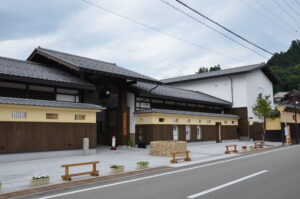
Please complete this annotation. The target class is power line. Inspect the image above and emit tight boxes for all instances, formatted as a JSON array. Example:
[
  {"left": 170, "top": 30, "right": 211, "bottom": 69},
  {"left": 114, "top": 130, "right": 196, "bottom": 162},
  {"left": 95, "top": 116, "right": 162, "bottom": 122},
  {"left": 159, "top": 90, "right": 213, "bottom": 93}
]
[
  {"left": 161, "top": 0, "right": 269, "bottom": 59},
  {"left": 80, "top": 0, "right": 245, "bottom": 63},
  {"left": 175, "top": 0, "right": 274, "bottom": 56},
  {"left": 283, "top": 0, "right": 300, "bottom": 17},
  {"left": 272, "top": 0, "right": 300, "bottom": 27},
  {"left": 254, "top": 0, "right": 299, "bottom": 34},
  {"left": 241, "top": 0, "right": 297, "bottom": 36},
  {"left": 175, "top": 0, "right": 298, "bottom": 66}
]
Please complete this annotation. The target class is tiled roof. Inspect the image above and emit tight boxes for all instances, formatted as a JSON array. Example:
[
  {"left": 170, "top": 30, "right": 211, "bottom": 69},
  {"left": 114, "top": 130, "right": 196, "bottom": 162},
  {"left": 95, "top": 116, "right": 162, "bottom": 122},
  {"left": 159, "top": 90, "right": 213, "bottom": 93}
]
[
  {"left": 0, "top": 97, "right": 105, "bottom": 110},
  {"left": 162, "top": 63, "right": 280, "bottom": 84},
  {"left": 0, "top": 56, "right": 94, "bottom": 89},
  {"left": 135, "top": 108, "right": 239, "bottom": 118},
  {"left": 32, "top": 47, "right": 159, "bottom": 84},
  {"left": 131, "top": 82, "right": 232, "bottom": 106}
]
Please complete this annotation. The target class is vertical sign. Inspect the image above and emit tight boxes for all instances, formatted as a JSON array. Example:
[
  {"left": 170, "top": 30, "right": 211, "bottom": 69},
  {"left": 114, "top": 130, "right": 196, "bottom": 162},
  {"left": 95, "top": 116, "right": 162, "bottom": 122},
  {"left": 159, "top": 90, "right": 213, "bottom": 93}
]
[{"left": 122, "top": 112, "right": 127, "bottom": 136}]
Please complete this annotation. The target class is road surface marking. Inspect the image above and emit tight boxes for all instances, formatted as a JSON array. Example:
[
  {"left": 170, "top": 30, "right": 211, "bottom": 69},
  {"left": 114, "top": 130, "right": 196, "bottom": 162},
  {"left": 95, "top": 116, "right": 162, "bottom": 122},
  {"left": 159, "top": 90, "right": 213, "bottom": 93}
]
[
  {"left": 37, "top": 146, "right": 294, "bottom": 199},
  {"left": 187, "top": 170, "right": 268, "bottom": 198}
]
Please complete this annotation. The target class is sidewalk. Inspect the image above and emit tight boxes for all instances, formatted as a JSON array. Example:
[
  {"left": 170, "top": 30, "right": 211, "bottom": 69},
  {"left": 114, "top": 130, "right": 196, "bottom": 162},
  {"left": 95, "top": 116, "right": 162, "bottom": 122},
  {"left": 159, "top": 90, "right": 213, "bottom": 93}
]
[{"left": 0, "top": 140, "right": 281, "bottom": 194}]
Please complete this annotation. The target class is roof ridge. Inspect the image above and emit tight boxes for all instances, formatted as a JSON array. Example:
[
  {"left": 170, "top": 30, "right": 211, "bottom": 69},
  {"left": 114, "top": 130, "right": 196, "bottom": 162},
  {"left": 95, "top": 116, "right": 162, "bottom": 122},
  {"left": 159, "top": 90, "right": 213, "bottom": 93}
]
[
  {"left": 161, "top": 62, "right": 266, "bottom": 82},
  {"left": 37, "top": 47, "right": 117, "bottom": 66},
  {"left": 0, "top": 55, "right": 53, "bottom": 67}
]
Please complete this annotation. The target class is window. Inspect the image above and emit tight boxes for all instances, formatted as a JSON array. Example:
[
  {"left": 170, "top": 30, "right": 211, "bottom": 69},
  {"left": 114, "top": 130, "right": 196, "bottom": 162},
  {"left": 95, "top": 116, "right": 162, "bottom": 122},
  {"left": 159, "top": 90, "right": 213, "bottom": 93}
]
[
  {"left": 198, "top": 120, "right": 202, "bottom": 123},
  {"left": 46, "top": 113, "right": 58, "bottom": 120},
  {"left": 207, "top": 120, "right": 211, "bottom": 123},
  {"left": 197, "top": 126, "right": 202, "bottom": 140},
  {"left": 172, "top": 118, "right": 178, "bottom": 122},
  {"left": 29, "top": 85, "right": 54, "bottom": 92},
  {"left": 11, "top": 112, "right": 26, "bottom": 119},
  {"left": 186, "top": 125, "right": 191, "bottom": 141},
  {"left": 185, "top": 119, "right": 191, "bottom": 123},
  {"left": 56, "top": 94, "right": 78, "bottom": 102},
  {"left": 159, "top": 118, "right": 165, "bottom": 122},
  {"left": 57, "top": 88, "right": 78, "bottom": 95},
  {"left": 224, "top": 120, "right": 228, "bottom": 124},
  {"left": 232, "top": 121, "right": 235, "bottom": 124},
  {"left": 141, "top": 118, "right": 149, "bottom": 122},
  {"left": 75, "top": 114, "right": 85, "bottom": 120}
]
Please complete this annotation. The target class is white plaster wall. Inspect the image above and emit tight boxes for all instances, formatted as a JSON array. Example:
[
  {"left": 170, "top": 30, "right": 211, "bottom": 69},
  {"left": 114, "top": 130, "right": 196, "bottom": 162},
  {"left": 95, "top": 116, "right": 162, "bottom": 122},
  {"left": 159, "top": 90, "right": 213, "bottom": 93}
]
[
  {"left": 127, "top": 92, "right": 136, "bottom": 134},
  {"left": 231, "top": 74, "right": 248, "bottom": 108},
  {"left": 170, "top": 77, "right": 233, "bottom": 102},
  {"left": 246, "top": 70, "right": 274, "bottom": 122}
]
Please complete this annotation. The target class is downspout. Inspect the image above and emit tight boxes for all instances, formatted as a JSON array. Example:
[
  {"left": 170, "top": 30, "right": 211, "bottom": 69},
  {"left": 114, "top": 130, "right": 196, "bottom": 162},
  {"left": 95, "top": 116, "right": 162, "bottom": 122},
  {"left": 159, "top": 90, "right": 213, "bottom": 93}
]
[{"left": 228, "top": 76, "right": 233, "bottom": 104}]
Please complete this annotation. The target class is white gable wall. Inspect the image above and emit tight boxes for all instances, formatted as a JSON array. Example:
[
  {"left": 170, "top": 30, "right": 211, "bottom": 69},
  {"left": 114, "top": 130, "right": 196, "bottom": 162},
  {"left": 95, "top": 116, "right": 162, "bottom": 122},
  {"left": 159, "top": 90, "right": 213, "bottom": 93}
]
[
  {"left": 167, "top": 69, "right": 274, "bottom": 122},
  {"left": 169, "top": 77, "right": 233, "bottom": 103},
  {"left": 246, "top": 70, "right": 274, "bottom": 121}
]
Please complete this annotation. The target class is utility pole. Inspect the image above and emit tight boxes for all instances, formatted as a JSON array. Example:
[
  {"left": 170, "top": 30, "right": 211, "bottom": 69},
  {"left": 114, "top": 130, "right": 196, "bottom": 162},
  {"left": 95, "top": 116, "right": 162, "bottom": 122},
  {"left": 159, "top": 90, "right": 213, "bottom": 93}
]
[{"left": 294, "top": 96, "right": 299, "bottom": 144}]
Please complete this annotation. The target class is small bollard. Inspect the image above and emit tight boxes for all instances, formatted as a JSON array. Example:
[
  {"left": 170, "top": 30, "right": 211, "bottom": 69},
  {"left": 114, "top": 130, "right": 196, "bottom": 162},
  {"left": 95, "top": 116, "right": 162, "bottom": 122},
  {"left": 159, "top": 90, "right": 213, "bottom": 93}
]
[{"left": 83, "top": 138, "right": 89, "bottom": 156}]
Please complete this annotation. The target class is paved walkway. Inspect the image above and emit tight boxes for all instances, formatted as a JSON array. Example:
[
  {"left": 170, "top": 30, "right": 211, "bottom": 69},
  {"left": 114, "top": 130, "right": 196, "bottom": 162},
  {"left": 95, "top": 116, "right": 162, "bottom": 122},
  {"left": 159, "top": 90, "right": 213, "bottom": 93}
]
[{"left": 0, "top": 140, "right": 281, "bottom": 194}]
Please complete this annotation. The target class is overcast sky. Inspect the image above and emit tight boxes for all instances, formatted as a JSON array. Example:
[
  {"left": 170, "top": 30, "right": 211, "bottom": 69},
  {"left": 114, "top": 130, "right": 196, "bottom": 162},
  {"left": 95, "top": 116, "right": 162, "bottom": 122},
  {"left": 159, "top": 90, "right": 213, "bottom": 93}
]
[{"left": 0, "top": 0, "right": 299, "bottom": 79}]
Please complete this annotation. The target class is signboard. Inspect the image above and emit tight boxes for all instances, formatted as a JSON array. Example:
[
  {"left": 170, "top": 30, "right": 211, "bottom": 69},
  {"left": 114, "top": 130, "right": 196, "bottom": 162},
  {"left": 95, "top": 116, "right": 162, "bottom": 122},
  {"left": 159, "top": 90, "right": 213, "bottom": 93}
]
[
  {"left": 122, "top": 112, "right": 127, "bottom": 136},
  {"left": 284, "top": 125, "right": 291, "bottom": 144}
]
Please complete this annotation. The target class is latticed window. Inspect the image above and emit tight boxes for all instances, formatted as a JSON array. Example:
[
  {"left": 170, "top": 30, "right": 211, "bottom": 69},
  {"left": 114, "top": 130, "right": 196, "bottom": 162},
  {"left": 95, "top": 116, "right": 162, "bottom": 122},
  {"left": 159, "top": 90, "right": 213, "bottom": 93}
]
[
  {"left": 75, "top": 114, "right": 85, "bottom": 120},
  {"left": 11, "top": 112, "right": 26, "bottom": 119},
  {"left": 46, "top": 113, "right": 58, "bottom": 119}
]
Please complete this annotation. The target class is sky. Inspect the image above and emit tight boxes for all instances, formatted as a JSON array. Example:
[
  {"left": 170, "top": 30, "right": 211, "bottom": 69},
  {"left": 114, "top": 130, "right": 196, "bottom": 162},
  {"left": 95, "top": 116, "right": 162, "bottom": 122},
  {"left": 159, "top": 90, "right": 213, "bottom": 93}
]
[{"left": 0, "top": 0, "right": 299, "bottom": 79}]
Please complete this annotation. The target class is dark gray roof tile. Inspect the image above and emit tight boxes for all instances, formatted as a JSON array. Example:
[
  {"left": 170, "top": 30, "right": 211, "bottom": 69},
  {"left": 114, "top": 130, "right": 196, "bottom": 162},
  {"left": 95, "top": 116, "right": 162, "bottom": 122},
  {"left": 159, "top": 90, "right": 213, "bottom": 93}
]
[
  {"left": 135, "top": 108, "right": 239, "bottom": 118},
  {"left": 0, "top": 97, "right": 105, "bottom": 110},
  {"left": 0, "top": 56, "right": 94, "bottom": 89},
  {"left": 34, "top": 47, "right": 159, "bottom": 84},
  {"left": 162, "top": 63, "right": 280, "bottom": 84},
  {"left": 131, "top": 82, "right": 232, "bottom": 106}
]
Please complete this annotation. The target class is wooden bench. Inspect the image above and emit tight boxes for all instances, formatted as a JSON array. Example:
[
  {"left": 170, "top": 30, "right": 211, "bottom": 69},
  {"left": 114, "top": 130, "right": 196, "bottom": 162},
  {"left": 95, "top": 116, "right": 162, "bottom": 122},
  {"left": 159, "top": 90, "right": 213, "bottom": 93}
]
[
  {"left": 170, "top": 151, "right": 191, "bottom": 163},
  {"left": 254, "top": 141, "right": 265, "bottom": 149},
  {"left": 224, "top": 145, "right": 238, "bottom": 154},
  {"left": 61, "top": 161, "right": 99, "bottom": 181}
]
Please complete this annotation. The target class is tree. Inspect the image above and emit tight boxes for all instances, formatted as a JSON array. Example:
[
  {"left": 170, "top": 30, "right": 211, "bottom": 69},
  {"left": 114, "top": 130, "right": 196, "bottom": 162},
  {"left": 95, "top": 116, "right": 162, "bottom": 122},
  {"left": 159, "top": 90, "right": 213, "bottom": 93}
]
[
  {"left": 252, "top": 93, "right": 273, "bottom": 141},
  {"left": 196, "top": 64, "right": 221, "bottom": 74}
]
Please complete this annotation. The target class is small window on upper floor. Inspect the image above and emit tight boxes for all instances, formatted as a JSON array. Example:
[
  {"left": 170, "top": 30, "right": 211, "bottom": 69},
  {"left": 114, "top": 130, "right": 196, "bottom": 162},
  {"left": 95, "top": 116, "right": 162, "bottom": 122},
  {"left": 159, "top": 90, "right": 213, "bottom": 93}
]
[
  {"left": 75, "top": 114, "right": 85, "bottom": 120},
  {"left": 46, "top": 113, "right": 58, "bottom": 120},
  {"left": 224, "top": 120, "right": 228, "bottom": 124},
  {"left": 172, "top": 118, "right": 178, "bottom": 122},
  {"left": 11, "top": 112, "right": 26, "bottom": 119},
  {"left": 159, "top": 118, "right": 165, "bottom": 122},
  {"left": 232, "top": 121, "right": 235, "bottom": 124},
  {"left": 207, "top": 120, "right": 211, "bottom": 123}
]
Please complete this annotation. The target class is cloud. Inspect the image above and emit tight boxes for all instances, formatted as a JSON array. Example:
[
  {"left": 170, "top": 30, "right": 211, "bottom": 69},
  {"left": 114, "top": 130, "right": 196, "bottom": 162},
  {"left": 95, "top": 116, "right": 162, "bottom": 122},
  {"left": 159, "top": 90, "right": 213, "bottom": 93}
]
[{"left": 0, "top": 0, "right": 297, "bottom": 79}]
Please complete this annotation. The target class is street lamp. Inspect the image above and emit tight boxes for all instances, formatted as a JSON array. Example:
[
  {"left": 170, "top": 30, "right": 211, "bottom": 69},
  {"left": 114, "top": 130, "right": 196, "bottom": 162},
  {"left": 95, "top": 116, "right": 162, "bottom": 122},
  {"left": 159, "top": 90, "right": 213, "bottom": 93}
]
[{"left": 294, "top": 100, "right": 299, "bottom": 144}]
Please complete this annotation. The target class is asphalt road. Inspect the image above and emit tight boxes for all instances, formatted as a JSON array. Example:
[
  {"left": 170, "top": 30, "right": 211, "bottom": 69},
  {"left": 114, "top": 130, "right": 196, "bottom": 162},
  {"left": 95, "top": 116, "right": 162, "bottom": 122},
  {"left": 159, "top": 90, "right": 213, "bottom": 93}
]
[{"left": 26, "top": 145, "right": 300, "bottom": 199}]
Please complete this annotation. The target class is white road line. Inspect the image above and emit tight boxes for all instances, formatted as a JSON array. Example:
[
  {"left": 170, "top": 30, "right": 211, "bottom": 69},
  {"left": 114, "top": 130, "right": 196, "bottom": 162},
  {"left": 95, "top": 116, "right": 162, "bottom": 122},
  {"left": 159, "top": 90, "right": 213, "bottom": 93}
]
[
  {"left": 37, "top": 146, "right": 295, "bottom": 199},
  {"left": 187, "top": 170, "right": 268, "bottom": 198}
]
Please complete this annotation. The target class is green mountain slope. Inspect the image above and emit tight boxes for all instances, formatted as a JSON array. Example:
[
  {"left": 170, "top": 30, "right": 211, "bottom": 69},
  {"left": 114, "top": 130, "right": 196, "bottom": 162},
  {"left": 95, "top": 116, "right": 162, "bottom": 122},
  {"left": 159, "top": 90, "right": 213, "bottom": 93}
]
[{"left": 267, "top": 40, "right": 300, "bottom": 93}]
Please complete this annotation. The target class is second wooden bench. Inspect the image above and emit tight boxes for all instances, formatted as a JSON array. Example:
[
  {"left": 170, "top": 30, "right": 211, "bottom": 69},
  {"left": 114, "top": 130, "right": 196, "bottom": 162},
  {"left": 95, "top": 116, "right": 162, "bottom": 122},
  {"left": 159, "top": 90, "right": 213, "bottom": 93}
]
[
  {"left": 224, "top": 144, "right": 239, "bottom": 154},
  {"left": 170, "top": 151, "right": 192, "bottom": 163},
  {"left": 61, "top": 161, "right": 100, "bottom": 181}
]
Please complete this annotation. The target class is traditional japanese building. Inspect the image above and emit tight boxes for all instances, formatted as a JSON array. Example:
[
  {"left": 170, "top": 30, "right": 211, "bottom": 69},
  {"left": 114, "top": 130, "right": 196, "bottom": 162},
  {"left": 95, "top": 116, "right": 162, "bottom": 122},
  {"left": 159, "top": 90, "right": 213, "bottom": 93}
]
[{"left": 0, "top": 47, "right": 278, "bottom": 155}]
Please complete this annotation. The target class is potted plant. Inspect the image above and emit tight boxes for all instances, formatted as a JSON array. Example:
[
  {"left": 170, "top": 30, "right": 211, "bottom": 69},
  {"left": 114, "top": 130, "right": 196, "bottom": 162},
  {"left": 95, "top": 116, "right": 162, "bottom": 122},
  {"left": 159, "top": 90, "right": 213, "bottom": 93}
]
[
  {"left": 127, "top": 140, "right": 133, "bottom": 149},
  {"left": 110, "top": 165, "right": 125, "bottom": 174},
  {"left": 249, "top": 145, "right": 254, "bottom": 151},
  {"left": 31, "top": 175, "right": 50, "bottom": 187},
  {"left": 136, "top": 161, "right": 149, "bottom": 169},
  {"left": 241, "top": 146, "right": 247, "bottom": 152}
]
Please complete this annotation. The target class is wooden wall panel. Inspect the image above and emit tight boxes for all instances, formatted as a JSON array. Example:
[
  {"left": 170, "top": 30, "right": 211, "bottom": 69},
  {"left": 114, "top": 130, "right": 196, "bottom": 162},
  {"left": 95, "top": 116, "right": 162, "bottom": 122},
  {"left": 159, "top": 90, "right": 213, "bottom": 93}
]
[
  {"left": 225, "top": 107, "right": 248, "bottom": 137},
  {"left": 0, "top": 122, "right": 96, "bottom": 154},
  {"left": 221, "top": 126, "right": 238, "bottom": 140}
]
